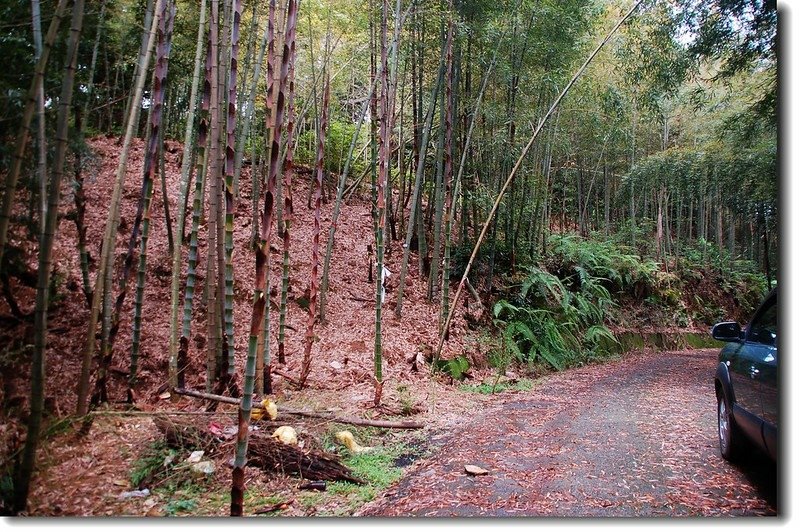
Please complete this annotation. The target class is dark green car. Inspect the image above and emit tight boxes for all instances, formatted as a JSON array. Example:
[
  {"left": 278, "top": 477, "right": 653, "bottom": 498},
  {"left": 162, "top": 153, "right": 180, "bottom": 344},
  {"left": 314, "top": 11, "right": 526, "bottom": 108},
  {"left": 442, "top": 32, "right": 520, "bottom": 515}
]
[{"left": 711, "top": 287, "right": 777, "bottom": 463}]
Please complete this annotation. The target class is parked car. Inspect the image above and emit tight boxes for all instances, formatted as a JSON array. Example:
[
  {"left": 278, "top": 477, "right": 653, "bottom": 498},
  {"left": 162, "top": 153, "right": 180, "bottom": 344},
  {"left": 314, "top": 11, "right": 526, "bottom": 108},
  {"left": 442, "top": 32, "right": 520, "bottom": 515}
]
[{"left": 711, "top": 287, "right": 777, "bottom": 462}]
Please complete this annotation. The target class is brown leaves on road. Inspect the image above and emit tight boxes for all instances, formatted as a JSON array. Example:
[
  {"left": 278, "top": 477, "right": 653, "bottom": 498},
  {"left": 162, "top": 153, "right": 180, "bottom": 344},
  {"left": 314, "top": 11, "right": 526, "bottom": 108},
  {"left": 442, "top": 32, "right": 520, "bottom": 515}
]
[{"left": 359, "top": 350, "right": 777, "bottom": 517}]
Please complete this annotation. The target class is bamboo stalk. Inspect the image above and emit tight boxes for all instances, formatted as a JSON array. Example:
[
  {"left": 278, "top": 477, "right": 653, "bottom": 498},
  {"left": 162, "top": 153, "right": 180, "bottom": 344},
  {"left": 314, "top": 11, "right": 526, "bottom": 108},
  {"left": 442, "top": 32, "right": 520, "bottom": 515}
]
[
  {"left": 15, "top": 0, "right": 85, "bottom": 513},
  {"left": 232, "top": 0, "right": 298, "bottom": 516},
  {"left": 170, "top": 0, "right": 208, "bottom": 390},
  {"left": 223, "top": 0, "right": 243, "bottom": 381},
  {"left": 395, "top": 63, "right": 444, "bottom": 317},
  {"left": 131, "top": 0, "right": 176, "bottom": 388},
  {"left": 438, "top": 11, "right": 454, "bottom": 336},
  {"left": 77, "top": 0, "right": 165, "bottom": 415},
  {"left": 299, "top": 67, "right": 329, "bottom": 388},
  {"left": 277, "top": 0, "right": 299, "bottom": 366}
]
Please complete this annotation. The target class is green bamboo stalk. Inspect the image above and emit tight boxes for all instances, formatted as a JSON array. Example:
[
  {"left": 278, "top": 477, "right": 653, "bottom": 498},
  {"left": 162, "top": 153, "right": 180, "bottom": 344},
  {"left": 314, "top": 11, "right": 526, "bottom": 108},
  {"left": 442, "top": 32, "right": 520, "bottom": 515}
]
[
  {"left": 372, "top": 0, "right": 391, "bottom": 407},
  {"left": 0, "top": 0, "right": 69, "bottom": 271},
  {"left": 170, "top": 0, "right": 207, "bottom": 390},
  {"left": 76, "top": 0, "right": 164, "bottom": 415},
  {"left": 274, "top": 0, "right": 288, "bottom": 235},
  {"left": 181, "top": 43, "right": 213, "bottom": 391},
  {"left": 122, "top": 0, "right": 155, "bottom": 136},
  {"left": 82, "top": 0, "right": 107, "bottom": 127},
  {"left": 438, "top": 13, "right": 454, "bottom": 335},
  {"left": 206, "top": 0, "right": 223, "bottom": 390},
  {"left": 30, "top": 0, "right": 47, "bottom": 236},
  {"left": 71, "top": 107, "right": 92, "bottom": 307},
  {"left": 427, "top": 68, "right": 446, "bottom": 302},
  {"left": 234, "top": 12, "right": 270, "bottom": 203},
  {"left": 231, "top": 0, "right": 297, "bottom": 516},
  {"left": 257, "top": 0, "right": 279, "bottom": 393},
  {"left": 317, "top": 79, "right": 375, "bottom": 322},
  {"left": 131, "top": 1, "right": 176, "bottom": 387},
  {"left": 435, "top": 0, "right": 647, "bottom": 358},
  {"left": 223, "top": 0, "right": 243, "bottom": 379},
  {"left": 94, "top": 0, "right": 175, "bottom": 404},
  {"left": 252, "top": 0, "right": 277, "bottom": 394},
  {"left": 277, "top": 0, "right": 299, "bottom": 366},
  {"left": 14, "top": 0, "right": 84, "bottom": 513}
]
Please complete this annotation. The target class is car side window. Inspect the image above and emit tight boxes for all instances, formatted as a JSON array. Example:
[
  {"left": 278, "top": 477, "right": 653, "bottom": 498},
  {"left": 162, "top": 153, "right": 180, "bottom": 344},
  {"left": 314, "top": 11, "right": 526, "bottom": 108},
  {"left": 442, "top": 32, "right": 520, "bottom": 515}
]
[{"left": 748, "top": 299, "right": 777, "bottom": 347}]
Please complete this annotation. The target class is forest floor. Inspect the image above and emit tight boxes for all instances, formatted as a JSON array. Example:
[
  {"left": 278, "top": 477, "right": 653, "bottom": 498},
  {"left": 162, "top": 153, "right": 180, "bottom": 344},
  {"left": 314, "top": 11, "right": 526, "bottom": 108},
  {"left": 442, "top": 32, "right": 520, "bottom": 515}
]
[{"left": 0, "top": 136, "right": 751, "bottom": 517}]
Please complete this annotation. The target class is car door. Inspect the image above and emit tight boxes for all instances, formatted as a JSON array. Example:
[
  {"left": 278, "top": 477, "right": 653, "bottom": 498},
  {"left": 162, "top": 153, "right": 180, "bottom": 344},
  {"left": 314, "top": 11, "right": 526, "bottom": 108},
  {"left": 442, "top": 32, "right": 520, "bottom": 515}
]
[
  {"left": 727, "top": 333, "right": 763, "bottom": 423},
  {"left": 745, "top": 291, "right": 778, "bottom": 459}
]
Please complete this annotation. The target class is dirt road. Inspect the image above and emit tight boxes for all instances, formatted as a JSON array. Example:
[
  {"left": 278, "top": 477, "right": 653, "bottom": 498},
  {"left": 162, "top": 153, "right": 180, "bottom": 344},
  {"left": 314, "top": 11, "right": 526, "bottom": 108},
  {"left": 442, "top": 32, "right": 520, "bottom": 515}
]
[{"left": 359, "top": 349, "right": 778, "bottom": 517}]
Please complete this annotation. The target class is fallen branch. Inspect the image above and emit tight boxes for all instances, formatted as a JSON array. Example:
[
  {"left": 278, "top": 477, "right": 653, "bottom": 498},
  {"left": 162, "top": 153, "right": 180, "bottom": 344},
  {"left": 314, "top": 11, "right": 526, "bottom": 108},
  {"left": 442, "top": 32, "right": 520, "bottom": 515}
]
[
  {"left": 271, "top": 368, "right": 300, "bottom": 385},
  {"left": 174, "top": 387, "right": 424, "bottom": 429},
  {"left": 254, "top": 500, "right": 293, "bottom": 514}
]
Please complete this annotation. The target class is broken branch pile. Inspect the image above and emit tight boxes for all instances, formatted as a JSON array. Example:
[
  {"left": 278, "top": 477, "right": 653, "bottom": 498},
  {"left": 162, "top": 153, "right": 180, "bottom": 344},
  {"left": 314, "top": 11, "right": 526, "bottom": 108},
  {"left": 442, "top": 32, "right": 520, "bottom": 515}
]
[{"left": 153, "top": 416, "right": 363, "bottom": 484}]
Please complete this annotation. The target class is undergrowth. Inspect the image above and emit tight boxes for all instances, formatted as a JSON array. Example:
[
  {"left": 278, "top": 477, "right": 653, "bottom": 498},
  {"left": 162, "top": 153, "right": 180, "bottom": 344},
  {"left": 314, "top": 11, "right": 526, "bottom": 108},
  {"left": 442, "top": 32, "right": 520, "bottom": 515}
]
[{"left": 490, "top": 231, "right": 768, "bottom": 374}]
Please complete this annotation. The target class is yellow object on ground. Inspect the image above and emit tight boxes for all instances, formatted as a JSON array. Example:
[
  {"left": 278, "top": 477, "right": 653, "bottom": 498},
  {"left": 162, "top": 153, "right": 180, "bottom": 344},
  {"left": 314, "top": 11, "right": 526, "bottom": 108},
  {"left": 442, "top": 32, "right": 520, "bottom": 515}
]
[
  {"left": 335, "top": 430, "right": 373, "bottom": 453},
  {"left": 251, "top": 398, "right": 279, "bottom": 421},
  {"left": 272, "top": 426, "right": 298, "bottom": 445}
]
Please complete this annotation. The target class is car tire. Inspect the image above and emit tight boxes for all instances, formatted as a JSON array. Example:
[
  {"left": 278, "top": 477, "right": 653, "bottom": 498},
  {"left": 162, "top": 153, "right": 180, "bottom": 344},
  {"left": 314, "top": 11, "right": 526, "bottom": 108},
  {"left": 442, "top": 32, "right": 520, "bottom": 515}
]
[{"left": 717, "top": 390, "right": 743, "bottom": 461}]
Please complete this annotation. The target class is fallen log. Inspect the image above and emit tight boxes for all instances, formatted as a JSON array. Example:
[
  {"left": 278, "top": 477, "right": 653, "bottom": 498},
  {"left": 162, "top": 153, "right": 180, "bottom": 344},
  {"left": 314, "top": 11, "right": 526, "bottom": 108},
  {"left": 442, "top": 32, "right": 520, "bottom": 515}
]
[
  {"left": 173, "top": 387, "right": 424, "bottom": 429},
  {"left": 153, "top": 416, "right": 363, "bottom": 484}
]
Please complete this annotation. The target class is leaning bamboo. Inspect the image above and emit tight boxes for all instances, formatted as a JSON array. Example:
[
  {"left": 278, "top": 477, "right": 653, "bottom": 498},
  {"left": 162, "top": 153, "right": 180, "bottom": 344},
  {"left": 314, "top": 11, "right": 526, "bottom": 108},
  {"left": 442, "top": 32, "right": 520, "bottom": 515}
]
[
  {"left": 0, "top": 0, "right": 69, "bottom": 270},
  {"left": 435, "top": 0, "right": 647, "bottom": 358},
  {"left": 15, "top": 0, "right": 84, "bottom": 513}
]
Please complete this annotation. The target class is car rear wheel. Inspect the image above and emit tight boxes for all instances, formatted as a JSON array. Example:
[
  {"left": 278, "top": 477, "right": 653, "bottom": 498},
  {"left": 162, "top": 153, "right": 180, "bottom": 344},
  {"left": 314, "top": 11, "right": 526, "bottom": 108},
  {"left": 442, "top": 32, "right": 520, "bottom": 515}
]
[{"left": 717, "top": 390, "right": 742, "bottom": 461}]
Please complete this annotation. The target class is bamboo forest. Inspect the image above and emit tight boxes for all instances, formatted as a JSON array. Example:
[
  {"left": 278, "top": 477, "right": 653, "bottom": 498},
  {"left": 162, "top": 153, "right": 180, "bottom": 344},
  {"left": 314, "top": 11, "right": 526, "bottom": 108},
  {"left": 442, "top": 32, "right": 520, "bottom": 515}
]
[{"left": 0, "top": 0, "right": 778, "bottom": 518}]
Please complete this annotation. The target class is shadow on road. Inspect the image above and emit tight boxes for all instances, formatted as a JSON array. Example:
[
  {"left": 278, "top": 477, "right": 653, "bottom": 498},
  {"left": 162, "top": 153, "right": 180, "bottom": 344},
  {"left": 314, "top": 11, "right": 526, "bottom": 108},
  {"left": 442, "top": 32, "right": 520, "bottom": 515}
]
[{"left": 734, "top": 448, "right": 778, "bottom": 514}]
